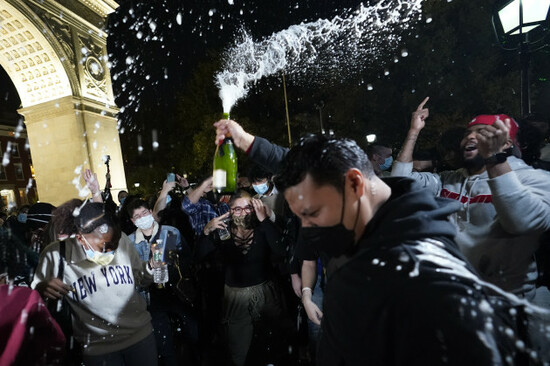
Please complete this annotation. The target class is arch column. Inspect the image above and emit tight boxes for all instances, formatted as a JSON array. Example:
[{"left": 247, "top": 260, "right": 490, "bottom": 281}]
[
  {"left": 19, "top": 96, "right": 125, "bottom": 206},
  {"left": 0, "top": 0, "right": 125, "bottom": 206}
]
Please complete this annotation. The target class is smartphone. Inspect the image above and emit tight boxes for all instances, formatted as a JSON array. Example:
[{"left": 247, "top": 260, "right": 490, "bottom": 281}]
[{"left": 167, "top": 173, "right": 176, "bottom": 182}]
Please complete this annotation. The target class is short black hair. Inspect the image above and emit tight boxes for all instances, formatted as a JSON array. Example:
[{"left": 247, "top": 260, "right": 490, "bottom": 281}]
[
  {"left": 126, "top": 199, "right": 150, "bottom": 217},
  {"left": 74, "top": 202, "right": 116, "bottom": 234},
  {"left": 365, "top": 144, "right": 391, "bottom": 159},
  {"left": 274, "top": 134, "right": 374, "bottom": 194},
  {"left": 248, "top": 164, "right": 273, "bottom": 183}
]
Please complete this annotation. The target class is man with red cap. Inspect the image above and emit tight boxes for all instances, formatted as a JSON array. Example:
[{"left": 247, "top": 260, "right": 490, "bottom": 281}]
[{"left": 392, "top": 97, "right": 550, "bottom": 307}]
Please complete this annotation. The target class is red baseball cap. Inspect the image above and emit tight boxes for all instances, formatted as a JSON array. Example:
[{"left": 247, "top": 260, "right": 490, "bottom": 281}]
[{"left": 467, "top": 114, "right": 519, "bottom": 141}]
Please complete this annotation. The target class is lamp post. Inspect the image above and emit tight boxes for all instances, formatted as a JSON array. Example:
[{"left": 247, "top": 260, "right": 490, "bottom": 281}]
[
  {"left": 314, "top": 101, "right": 325, "bottom": 134},
  {"left": 492, "top": 0, "right": 550, "bottom": 116}
]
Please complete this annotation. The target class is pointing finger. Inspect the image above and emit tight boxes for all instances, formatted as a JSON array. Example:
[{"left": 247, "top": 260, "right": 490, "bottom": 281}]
[{"left": 417, "top": 96, "right": 430, "bottom": 111}]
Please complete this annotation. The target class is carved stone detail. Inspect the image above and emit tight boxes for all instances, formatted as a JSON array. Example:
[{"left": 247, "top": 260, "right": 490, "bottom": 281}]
[
  {"left": 31, "top": 7, "right": 76, "bottom": 71},
  {"left": 78, "top": 35, "right": 108, "bottom": 100}
]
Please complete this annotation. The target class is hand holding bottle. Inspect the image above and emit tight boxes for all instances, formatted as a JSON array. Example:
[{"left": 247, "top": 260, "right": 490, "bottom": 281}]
[
  {"left": 203, "top": 212, "right": 231, "bottom": 236},
  {"left": 214, "top": 119, "right": 255, "bottom": 152}
]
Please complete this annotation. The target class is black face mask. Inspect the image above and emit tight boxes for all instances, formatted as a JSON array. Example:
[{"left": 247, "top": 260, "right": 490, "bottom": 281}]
[{"left": 300, "top": 187, "right": 360, "bottom": 258}]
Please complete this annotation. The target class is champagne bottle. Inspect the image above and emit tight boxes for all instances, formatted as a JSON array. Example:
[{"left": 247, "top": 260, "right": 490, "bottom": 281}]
[{"left": 213, "top": 112, "right": 238, "bottom": 193}]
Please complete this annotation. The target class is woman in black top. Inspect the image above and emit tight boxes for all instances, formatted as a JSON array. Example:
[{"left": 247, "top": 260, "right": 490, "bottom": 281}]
[{"left": 199, "top": 190, "right": 286, "bottom": 366}]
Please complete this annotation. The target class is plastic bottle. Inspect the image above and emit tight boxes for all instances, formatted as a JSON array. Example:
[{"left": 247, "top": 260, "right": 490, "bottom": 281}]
[{"left": 152, "top": 240, "right": 168, "bottom": 287}]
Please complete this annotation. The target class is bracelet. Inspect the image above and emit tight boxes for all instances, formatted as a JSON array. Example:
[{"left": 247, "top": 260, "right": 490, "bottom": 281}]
[{"left": 301, "top": 287, "right": 312, "bottom": 294}]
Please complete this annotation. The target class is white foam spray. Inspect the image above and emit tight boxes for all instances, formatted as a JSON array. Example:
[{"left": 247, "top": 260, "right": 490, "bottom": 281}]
[{"left": 216, "top": 0, "right": 424, "bottom": 113}]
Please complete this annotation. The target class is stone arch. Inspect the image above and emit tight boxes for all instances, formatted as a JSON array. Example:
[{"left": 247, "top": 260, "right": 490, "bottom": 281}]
[
  {"left": 0, "top": 0, "right": 126, "bottom": 206},
  {"left": 0, "top": 0, "right": 74, "bottom": 107}
]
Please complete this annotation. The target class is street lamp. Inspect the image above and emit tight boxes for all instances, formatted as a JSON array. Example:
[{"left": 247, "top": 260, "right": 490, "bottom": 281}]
[
  {"left": 492, "top": 0, "right": 550, "bottom": 116},
  {"left": 314, "top": 101, "right": 325, "bottom": 134}
]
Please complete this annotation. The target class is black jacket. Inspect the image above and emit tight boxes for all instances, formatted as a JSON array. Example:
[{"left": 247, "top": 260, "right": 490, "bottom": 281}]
[
  {"left": 318, "top": 177, "right": 525, "bottom": 366},
  {"left": 249, "top": 136, "right": 530, "bottom": 365}
]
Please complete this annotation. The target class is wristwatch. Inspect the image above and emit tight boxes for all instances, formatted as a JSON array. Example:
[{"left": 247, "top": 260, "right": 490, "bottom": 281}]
[{"left": 484, "top": 152, "right": 509, "bottom": 165}]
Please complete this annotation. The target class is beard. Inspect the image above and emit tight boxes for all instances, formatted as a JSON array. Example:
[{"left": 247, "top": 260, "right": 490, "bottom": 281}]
[{"left": 461, "top": 151, "right": 485, "bottom": 173}]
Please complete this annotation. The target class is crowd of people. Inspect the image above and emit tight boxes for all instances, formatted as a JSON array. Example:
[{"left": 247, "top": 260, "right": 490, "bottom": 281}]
[{"left": 1, "top": 98, "right": 550, "bottom": 366}]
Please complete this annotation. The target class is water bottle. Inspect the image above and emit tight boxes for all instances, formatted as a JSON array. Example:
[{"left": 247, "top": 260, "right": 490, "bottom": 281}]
[
  {"left": 152, "top": 240, "right": 168, "bottom": 287},
  {"left": 213, "top": 112, "right": 238, "bottom": 193},
  {"left": 217, "top": 217, "right": 231, "bottom": 241}
]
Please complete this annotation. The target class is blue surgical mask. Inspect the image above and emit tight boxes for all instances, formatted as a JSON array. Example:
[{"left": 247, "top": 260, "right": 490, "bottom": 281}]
[
  {"left": 253, "top": 182, "right": 270, "bottom": 196},
  {"left": 119, "top": 197, "right": 126, "bottom": 205},
  {"left": 17, "top": 213, "right": 27, "bottom": 223},
  {"left": 379, "top": 156, "right": 393, "bottom": 171},
  {"left": 81, "top": 236, "right": 115, "bottom": 266}
]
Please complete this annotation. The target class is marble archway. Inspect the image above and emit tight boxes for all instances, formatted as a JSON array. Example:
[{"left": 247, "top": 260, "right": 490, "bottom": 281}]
[{"left": 0, "top": 0, "right": 126, "bottom": 205}]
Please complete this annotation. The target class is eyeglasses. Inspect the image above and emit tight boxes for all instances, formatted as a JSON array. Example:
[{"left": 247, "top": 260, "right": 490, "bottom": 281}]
[
  {"left": 231, "top": 206, "right": 253, "bottom": 214},
  {"left": 132, "top": 209, "right": 151, "bottom": 220}
]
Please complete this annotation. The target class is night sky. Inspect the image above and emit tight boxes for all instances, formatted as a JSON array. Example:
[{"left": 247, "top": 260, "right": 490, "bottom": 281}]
[{"left": 1, "top": 0, "right": 549, "bottom": 188}]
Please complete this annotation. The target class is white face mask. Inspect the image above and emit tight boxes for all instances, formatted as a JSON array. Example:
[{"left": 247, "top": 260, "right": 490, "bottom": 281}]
[
  {"left": 135, "top": 214, "right": 155, "bottom": 230},
  {"left": 81, "top": 236, "right": 115, "bottom": 266}
]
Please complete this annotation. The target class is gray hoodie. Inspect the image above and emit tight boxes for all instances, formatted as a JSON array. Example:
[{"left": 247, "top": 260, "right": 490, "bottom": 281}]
[{"left": 392, "top": 156, "right": 550, "bottom": 296}]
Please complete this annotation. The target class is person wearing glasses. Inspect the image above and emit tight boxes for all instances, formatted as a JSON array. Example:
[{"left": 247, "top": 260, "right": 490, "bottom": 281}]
[
  {"left": 32, "top": 200, "right": 158, "bottom": 366},
  {"left": 198, "top": 190, "right": 287, "bottom": 366}
]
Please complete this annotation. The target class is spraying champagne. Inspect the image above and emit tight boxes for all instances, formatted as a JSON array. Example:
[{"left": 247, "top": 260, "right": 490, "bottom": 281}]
[{"left": 213, "top": 112, "right": 238, "bottom": 193}]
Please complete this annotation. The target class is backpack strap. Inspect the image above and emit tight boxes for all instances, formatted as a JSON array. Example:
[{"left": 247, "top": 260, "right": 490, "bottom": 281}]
[
  {"left": 57, "top": 240, "right": 66, "bottom": 279},
  {"left": 151, "top": 225, "right": 162, "bottom": 244}
]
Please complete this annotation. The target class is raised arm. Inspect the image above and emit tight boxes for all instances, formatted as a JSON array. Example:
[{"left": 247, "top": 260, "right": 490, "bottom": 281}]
[
  {"left": 187, "top": 177, "right": 213, "bottom": 204},
  {"left": 477, "top": 119, "right": 550, "bottom": 234},
  {"left": 396, "top": 96, "right": 429, "bottom": 163},
  {"left": 153, "top": 179, "right": 176, "bottom": 221},
  {"left": 214, "top": 119, "right": 289, "bottom": 174},
  {"left": 82, "top": 169, "right": 103, "bottom": 203}
]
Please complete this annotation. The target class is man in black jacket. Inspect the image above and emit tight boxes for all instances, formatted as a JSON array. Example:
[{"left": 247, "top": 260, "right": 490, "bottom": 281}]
[{"left": 214, "top": 119, "right": 541, "bottom": 365}]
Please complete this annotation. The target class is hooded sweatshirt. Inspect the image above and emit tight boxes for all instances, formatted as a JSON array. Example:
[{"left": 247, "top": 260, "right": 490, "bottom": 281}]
[
  {"left": 318, "top": 177, "right": 528, "bottom": 366},
  {"left": 391, "top": 156, "right": 550, "bottom": 295}
]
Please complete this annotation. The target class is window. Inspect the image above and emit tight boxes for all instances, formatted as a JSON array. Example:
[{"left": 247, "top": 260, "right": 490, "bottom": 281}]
[
  {"left": 18, "top": 188, "right": 28, "bottom": 205},
  {"left": 14, "top": 163, "right": 24, "bottom": 180},
  {"left": 10, "top": 142, "right": 20, "bottom": 157}
]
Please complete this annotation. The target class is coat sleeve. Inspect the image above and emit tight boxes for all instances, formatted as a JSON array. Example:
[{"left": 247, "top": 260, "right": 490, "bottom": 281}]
[
  {"left": 31, "top": 242, "right": 60, "bottom": 289},
  {"left": 391, "top": 161, "right": 442, "bottom": 196},
  {"left": 248, "top": 136, "right": 290, "bottom": 175},
  {"left": 489, "top": 167, "right": 550, "bottom": 234}
]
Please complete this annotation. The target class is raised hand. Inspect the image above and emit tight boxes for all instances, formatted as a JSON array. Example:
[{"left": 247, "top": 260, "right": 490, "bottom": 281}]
[
  {"left": 475, "top": 118, "right": 512, "bottom": 159},
  {"left": 176, "top": 174, "right": 190, "bottom": 189},
  {"left": 83, "top": 169, "right": 100, "bottom": 197},
  {"left": 203, "top": 212, "right": 231, "bottom": 235},
  {"left": 161, "top": 179, "right": 177, "bottom": 194},
  {"left": 251, "top": 198, "right": 267, "bottom": 222},
  {"left": 214, "top": 119, "right": 255, "bottom": 151},
  {"left": 410, "top": 96, "right": 429, "bottom": 132}
]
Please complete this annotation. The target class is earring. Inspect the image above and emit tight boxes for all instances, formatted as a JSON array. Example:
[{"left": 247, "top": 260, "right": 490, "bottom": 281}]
[{"left": 370, "top": 181, "right": 377, "bottom": 196}]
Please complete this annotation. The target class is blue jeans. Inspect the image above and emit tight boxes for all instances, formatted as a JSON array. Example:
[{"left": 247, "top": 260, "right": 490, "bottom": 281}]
[{"left": 308, "top": 274, "right": 324, "bottom": 357}]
